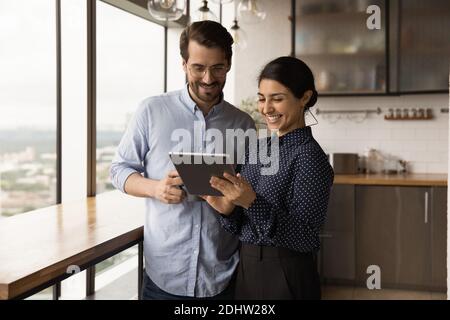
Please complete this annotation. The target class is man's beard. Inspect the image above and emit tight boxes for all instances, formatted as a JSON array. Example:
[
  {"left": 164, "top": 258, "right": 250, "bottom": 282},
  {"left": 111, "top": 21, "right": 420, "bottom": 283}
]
[{"left": 190, "top": 80, "right": 225, "bottom": 104}]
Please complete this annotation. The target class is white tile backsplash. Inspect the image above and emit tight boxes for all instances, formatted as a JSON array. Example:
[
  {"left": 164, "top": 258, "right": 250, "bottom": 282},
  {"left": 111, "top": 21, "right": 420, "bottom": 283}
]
[
  {"left": 312, "top": 94, "right": 449, "bottom": 173},
  {"left": 414, "top": 128, "right": 441, "bottom": 141},
  {"left": 426, "top": 141, "right": 445, "bottom": 152},
  {"left": 439, "top": 129, "right": 449, "bottom": 140},
  {"left": 391, "top": 128, "right": 415, "bottom": 140},
  {"left": 428, "top": 163, "right": 449, "bottom": 173},
  {"left": 368, "top": 128, "right": 391, "bottom": 140}
]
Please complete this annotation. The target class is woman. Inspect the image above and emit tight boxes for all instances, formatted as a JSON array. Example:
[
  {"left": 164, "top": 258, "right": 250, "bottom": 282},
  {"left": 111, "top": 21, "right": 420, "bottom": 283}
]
[{"left": 203, "top": 56, "right": 334, "bottom": 300}]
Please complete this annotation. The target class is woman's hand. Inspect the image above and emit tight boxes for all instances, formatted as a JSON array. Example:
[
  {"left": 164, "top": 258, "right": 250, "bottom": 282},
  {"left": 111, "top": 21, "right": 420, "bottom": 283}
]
[
  {"left": 201, "top": 195, "right": 235, "bottom": 215},
  {"left": 210, "top": 173, "right": 256, "bottom": 209}
]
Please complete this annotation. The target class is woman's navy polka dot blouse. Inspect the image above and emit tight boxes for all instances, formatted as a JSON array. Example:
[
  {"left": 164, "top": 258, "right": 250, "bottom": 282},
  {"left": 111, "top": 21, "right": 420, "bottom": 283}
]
[{"left": 219, "top": 126, "right": 334, "bottom": 253}]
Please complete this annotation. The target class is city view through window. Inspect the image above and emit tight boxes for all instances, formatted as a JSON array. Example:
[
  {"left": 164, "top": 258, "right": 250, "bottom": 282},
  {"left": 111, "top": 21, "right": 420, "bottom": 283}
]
[{"left": 0, "top": 1, "right": 57, "bottom": 220}]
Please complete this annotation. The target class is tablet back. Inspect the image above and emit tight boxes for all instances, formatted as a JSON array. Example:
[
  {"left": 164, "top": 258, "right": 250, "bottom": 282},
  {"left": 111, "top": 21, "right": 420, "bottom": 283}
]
[{"left": 169, "top": 152, "right": 235, "bottom": 196}]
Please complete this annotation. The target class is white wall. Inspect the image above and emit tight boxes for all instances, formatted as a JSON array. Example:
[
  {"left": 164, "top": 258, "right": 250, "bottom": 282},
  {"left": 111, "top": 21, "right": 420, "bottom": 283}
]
[
  {"left": 167, "top": 27, "right": 185, "bottom": 92},
  {"left": 312, "top": 95, "right": 448, "bottom": 174},
  {"left": 231, "top": 0, "right": 449, "bottom": 174},
  {"left": 233, "top": 0, "right": 291, "bottom": 106}
]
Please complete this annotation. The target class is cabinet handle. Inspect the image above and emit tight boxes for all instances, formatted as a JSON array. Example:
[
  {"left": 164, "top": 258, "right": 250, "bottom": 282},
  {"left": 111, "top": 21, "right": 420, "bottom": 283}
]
[{"left": 424, "top": 191, "right": 429, "bottom": 224}]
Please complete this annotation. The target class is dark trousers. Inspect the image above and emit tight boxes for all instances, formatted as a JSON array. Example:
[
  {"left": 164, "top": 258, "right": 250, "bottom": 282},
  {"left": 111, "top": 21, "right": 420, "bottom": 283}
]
[
  {"left": 141, "top": 271, "right": 236, "bottom": 300},
  {"left": 235, "top": 244, "right": 321, "bottom": 300}
]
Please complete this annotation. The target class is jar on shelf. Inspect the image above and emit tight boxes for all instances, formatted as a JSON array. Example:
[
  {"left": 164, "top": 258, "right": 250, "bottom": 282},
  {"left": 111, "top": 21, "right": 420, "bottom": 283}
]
[
  {"left": 387, "top": 108, "right": 394, "bottom": 118},
  {"left": 418, "top": 108, "right": 425, "bottom": 118},
  {"left": 402, "top": 108, "right": 409, "bottom": 119}
]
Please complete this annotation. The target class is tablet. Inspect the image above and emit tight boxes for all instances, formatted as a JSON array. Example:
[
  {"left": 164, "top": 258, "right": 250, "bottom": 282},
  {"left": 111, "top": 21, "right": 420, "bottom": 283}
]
[{"left": 169, "top": 152, "right": 236, "bottom": 196}]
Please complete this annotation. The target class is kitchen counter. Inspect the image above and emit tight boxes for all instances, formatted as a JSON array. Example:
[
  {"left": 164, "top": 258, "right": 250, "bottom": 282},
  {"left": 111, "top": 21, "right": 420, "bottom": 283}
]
[{"left": 334, "top": 173, "right": 448, "bottom": 187}]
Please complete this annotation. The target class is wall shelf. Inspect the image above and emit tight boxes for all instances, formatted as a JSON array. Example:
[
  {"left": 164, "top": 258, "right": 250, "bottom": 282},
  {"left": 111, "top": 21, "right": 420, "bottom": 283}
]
[{"left": 384, "top": 116, "right": 434, "bottom": 121}]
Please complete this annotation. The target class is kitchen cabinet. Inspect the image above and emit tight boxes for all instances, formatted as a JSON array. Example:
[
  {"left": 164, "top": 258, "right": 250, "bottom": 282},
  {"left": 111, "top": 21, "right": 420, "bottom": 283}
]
[
  {"left": 294, "top": 0, "right": 387, "bottom": 94},
  {"left": 431, "top": 187, "right": 447, "bottom": 291},
  {"left": 394, "top": 0, "right": 450, "bottom": 93},
  {"left": 293, "top": 0, "right": 450, "bottom": 95},
  {"left": 355, "top": 185, "right": 447, "bottom": 291},
  {"left": 320, "top": 185, "right": 355, "bottom": 283},
  {"left": 321, "top": 183, "right": 447, "bottom": 291}
]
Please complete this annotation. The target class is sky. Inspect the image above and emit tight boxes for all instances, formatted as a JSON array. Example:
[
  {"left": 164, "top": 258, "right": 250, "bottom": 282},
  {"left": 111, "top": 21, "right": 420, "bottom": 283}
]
[
  {"left": 0, "top": 1, "right": 56, "bottom": 129},
  {"left": 0, "top": 0, "right": 169, "bottom": 130}
]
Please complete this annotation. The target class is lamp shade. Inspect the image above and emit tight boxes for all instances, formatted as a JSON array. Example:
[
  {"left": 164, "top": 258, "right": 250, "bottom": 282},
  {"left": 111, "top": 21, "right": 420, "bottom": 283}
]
[
  {"left": 194, "top": 1, "right": 219, "bottom": 22},
  {"left": 238, "top": 0, "right": 266, "bottom": 24},
  {"left": 230, "top": 19, "right": 247, "bottom": 50},
  {"left": 147, "top": 0, "right": 186, "bottom": 21}
]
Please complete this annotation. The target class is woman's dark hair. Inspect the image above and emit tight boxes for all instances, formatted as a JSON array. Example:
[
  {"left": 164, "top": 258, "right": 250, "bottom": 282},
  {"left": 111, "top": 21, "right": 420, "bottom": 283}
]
[
  {"left": 180, "top": 21, "right": 234, "bottom": 65},
  {"left": 258, "top": 56, "right": 318, "bottom": 109}
]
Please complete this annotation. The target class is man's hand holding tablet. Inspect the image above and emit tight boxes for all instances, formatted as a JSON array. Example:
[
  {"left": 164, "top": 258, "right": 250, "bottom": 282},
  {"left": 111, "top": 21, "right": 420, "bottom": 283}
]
[
  {"left": 168, "top": 152, "right": 236, "bottom": 197},
  {"left": 152, "top": 170, "right": 186, "bottom": 204}
]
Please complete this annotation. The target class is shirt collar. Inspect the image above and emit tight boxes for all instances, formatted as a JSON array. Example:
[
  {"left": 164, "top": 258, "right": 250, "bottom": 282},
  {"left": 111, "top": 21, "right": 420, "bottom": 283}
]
[
  {"left": 180, "top": 84, "right": 197, "bottom": 113},
  {"left": 180, "top": 84, "right": 225, "bottom": 115}
]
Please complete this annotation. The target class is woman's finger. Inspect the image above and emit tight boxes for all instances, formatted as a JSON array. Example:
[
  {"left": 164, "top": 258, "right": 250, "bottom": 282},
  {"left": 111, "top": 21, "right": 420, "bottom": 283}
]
[
  {"left": 210, "top": 176, "right": 232, "bottom": 188},
  {"left": 236, "top": 173, "right": 249, "bottom": 184},
  {"left": 210, "top": 177, "right": 234, "bottom": 194},
  {"left": 222, "top": 172, "right": 240, "bottom": 185},
  {"left": 210, "top": 179, "right": 226, "bottom": 192}
]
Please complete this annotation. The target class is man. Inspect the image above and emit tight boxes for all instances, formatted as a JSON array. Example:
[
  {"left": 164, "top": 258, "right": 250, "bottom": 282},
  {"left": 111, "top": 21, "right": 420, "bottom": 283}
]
[{"left": 110, "top": 21, "right": 255, "bottom": 300}]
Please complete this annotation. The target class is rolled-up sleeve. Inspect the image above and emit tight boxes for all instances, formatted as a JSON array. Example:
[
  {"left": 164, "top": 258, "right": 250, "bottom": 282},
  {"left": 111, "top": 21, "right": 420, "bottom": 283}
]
[{"left": 110, "top": 102, "right": 150, "bottom": 193}]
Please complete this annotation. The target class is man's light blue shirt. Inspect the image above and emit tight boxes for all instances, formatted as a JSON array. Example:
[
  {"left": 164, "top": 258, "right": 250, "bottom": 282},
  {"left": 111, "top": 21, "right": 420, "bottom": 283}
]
[{"left": 110, "top": 85, "right": 255, "bottom": 297}]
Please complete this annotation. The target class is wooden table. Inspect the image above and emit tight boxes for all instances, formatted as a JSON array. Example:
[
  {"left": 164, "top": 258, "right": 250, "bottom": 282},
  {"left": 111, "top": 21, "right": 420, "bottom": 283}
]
[{"left": 0, "top": 190, "right": 145, "bottom": 300}]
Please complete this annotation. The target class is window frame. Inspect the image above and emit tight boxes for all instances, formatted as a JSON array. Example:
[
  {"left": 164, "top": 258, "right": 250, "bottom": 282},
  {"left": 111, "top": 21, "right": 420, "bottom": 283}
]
[{"left": 50, "top": 0, "right": 189, "bottom": 300}]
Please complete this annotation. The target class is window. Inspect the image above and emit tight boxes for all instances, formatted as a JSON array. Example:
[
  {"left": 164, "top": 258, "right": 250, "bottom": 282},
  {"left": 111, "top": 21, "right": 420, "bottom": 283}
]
[
  {"left": 0, "top": 0, "right": 57, "bottom": 300},
  {"left": 96, "top": 0, "right": 165, "bottom": 194},
  {"left": 0, "top": 1, "right": 57, "bottom": 221},
  {"left": 95, "top": 1, "right": 164, "bottom": 295}
]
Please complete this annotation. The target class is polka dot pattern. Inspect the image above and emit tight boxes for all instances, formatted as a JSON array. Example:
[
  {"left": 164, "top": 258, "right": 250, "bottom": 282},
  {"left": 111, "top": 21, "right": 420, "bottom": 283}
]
[{"left": 219, "top": 126, "right": 334, "bottom": 253}]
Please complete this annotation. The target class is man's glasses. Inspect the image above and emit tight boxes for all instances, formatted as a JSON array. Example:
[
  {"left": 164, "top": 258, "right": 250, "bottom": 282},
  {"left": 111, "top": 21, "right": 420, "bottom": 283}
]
[{"left": 187, "top": 64, "right": 229, "bottom": 78}]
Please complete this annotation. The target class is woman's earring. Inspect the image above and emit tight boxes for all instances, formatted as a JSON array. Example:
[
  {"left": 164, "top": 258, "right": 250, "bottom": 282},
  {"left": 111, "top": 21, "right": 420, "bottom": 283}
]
[{"left": 304, "top": 109, "right": 319, "bottom": 127}]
